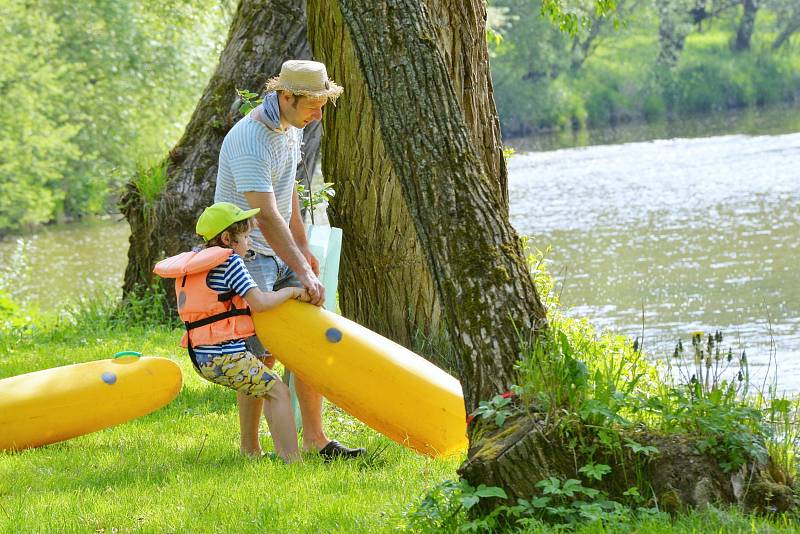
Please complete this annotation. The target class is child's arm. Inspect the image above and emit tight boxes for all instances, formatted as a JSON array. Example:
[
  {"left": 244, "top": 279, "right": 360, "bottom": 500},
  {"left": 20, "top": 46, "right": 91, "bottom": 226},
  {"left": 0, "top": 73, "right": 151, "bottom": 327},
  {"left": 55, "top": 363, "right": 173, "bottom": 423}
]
[{"left": 243, "top": 286, "right": 311, "bottom": 313}]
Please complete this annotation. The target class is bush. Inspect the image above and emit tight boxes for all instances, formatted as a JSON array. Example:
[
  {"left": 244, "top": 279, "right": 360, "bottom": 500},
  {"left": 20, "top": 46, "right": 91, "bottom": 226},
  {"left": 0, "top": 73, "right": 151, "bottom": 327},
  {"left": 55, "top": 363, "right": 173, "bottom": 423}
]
[{"left": 673, "top": 62, "right": 754, "bottom": 113}]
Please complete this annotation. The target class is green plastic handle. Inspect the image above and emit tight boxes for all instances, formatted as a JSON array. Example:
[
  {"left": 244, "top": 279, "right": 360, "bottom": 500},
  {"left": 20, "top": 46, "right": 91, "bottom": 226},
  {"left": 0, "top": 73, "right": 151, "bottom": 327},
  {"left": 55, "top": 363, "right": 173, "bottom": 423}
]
[{"left": 113, "top": 351, "right": 142, "bottom": 359}]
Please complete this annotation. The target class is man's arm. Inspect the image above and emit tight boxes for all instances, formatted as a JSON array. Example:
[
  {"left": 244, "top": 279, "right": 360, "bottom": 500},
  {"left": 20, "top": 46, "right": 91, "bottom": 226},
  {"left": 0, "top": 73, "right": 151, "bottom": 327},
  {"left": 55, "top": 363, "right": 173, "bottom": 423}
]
[
  {"left": 289, "top": 184, "right": 320, "bottom": 276},
  {"left": 243, "top": 190, "right": 325, "bottom": 306}
]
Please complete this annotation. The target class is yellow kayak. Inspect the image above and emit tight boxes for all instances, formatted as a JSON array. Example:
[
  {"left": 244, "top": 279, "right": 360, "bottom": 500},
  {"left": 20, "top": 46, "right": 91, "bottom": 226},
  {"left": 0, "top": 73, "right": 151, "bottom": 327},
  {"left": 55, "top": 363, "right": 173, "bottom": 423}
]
[
  {"left": 0, "top": 355, "right": 182, "bottom": 451},
  {"left": 253, "top": 301, "right": 467, "bottom": 458}
]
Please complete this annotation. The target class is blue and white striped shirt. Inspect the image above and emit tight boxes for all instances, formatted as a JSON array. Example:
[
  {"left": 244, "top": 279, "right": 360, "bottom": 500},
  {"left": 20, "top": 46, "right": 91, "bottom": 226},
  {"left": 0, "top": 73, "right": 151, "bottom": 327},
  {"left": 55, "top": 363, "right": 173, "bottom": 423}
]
[
  {"left": 193, "top": 253, "right": 258, "bottom": 360},
  {"left": 215, "top": 114, "right": 302, "bottom": 257}
]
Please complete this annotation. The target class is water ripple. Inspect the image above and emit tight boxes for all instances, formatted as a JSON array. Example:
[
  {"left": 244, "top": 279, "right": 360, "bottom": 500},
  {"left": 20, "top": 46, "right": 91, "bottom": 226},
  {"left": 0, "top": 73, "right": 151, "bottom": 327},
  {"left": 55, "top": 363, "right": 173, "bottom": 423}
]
[{"left": 509, "top": 132, "right": 800, "bottom": 391}]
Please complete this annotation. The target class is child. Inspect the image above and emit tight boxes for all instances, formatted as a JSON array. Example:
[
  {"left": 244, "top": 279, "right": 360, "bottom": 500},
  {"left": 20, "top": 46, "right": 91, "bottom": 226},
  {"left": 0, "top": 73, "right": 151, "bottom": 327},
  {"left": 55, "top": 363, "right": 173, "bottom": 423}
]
[{"left": 154, "top": 202, "right": 309, "bottom": 462}]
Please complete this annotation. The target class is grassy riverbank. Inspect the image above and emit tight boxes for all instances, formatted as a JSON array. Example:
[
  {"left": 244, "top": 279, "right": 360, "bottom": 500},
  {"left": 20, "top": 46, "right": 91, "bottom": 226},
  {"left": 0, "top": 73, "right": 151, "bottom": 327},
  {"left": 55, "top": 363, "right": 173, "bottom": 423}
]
[{"left": 1, "top": 287, "right": 799, "bottom": 532}]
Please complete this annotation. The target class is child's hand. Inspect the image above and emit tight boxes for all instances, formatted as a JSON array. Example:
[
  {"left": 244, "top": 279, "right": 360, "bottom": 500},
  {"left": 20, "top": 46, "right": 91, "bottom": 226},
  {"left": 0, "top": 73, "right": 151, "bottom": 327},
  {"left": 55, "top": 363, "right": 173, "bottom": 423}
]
[
  {"left": 293, "top": 288, "right": 311, "bottom": 302},
  {"left": 258, "top": 354, "right": 276, "bottom": 369}
]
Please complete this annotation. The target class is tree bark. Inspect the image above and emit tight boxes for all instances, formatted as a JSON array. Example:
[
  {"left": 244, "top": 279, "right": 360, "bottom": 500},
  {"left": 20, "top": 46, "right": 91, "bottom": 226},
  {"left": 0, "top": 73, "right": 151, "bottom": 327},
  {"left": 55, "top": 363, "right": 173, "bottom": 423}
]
[
  {"left": 121, "top": 0, "right": 319, "bottom": 298},
  {"left": 772, "top": 9, "right": 800, "bottom": 50},
  {"left": 306, "top": 0, "right": 507, "bottom": 349},
  {"left": 733, "top": 0, "right": 759, "bottom": 52},
  {"left": 570, "top": 0, "right": 638, "bottom": 72},
  {"left": 333, "top": 0, "right": 546, "bottom": 413},
  {"left": 656, "top": 0, "right": 696, "bottom": 71},
  {"left": 459, "top": 416, "right": 794, "bottom": 513}
]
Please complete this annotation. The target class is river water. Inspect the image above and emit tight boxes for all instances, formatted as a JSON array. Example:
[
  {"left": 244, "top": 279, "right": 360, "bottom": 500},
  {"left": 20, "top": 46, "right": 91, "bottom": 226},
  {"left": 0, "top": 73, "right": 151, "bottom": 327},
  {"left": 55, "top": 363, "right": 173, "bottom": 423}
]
[
  {"left": 1, "top": 106, "right": 798, "bottom": 391},
  {"left": 508, "top": 104, "right": 800, "bottom": 393}
]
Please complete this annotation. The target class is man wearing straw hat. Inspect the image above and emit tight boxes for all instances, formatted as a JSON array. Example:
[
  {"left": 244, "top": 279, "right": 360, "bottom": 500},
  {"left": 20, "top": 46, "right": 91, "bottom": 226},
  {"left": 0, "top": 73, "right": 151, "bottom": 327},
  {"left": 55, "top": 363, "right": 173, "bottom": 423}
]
[{"left": 215, "top": 60, "right": 364, "bottom": 460}]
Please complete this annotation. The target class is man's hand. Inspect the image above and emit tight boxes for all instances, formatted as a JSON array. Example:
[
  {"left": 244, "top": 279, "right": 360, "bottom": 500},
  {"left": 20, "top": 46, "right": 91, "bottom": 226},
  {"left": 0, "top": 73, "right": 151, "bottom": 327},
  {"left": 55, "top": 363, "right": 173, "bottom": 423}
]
[
  {"left": 301, "top": 246, "right": 321, "bottom": 277},
  {"left": 299, "top": 271, "right": 326, "bottom": 307}
]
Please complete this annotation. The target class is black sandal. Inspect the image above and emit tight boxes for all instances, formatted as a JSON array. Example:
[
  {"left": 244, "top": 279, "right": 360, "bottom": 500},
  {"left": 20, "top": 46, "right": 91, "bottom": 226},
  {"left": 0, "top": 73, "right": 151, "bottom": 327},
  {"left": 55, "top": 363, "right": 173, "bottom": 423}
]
[{"left": 318, "top": 440, "right": 366, "bottom": 461}]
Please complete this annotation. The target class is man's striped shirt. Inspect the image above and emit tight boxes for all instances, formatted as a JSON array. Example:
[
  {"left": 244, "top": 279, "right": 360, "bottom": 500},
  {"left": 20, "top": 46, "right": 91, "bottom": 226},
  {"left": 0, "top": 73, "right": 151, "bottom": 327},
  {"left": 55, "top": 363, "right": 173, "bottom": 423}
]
[{"left": 215, "top": 114, "right": 302, "bottom": 257}]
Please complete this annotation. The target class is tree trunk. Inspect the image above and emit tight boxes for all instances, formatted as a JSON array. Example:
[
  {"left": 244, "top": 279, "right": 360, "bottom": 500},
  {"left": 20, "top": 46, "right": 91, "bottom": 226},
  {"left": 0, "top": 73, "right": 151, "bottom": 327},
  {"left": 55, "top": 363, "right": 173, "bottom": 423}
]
[
  {"left": 570, "top": 0, "right": 635, "bottom": 72},
  {"left": 459, "top": 416, "right": 794, "bottom": 514},
  {"left": 306, "top": 0, "right": 507, "bottom": 349},
  {"left": 330, "top": 0, "right": 795, "bottom": 518},
  {"left": 656, "top": 0, "right": 695, "bottom": 71},
  {"left": 333, "top": 0, "right": 546, "bottom": 413},
  {"left": 772, "top": 10, "right": 800, "bottom": 51},
  {"left": 120, "top": 0, "right": 319, "bottom": 298},
  {"left": 733, "top": 0, "right": 759, "bottom": 52}
]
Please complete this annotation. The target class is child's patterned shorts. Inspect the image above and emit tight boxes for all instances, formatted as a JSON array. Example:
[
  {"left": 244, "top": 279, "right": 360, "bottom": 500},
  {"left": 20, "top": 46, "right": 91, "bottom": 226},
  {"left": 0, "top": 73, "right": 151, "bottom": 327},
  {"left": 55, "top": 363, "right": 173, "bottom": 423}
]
[{"left": 194, "top": 351, "right": 280, "bottom": 398}]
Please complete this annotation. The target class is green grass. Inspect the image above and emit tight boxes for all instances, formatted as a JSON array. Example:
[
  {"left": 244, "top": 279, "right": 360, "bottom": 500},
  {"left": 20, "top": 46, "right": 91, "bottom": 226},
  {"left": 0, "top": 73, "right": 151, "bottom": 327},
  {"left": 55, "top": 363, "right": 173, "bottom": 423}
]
[
  {"left": 0, "top": 321, "right": 460, "bottom": 532},
  {"left": 132, "top": 159, "right": 169, "bottom": 207},
  {"left": 2, "top": 293, "right": 799, "bottom": 532}
]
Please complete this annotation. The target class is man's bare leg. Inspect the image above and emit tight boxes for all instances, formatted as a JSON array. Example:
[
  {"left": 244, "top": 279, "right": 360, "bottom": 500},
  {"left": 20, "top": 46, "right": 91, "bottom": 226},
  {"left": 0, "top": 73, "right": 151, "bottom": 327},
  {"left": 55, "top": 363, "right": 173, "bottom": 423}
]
[{"left": 293, "top": 374, "right": 330, "bottom": 452}]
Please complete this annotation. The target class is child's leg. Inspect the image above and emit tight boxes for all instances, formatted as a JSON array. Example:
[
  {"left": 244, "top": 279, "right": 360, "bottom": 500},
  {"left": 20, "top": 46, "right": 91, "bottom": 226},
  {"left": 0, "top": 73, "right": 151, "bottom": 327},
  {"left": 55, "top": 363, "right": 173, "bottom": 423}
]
[
  {"left": 196, "top": 351, "right": 298, "bottom": 460},
  {"left": 261, "top": 380, "right": 301, "bottom": 463},
  {"left": 237, "top": 392, "right": 264, "bottom": 457}
]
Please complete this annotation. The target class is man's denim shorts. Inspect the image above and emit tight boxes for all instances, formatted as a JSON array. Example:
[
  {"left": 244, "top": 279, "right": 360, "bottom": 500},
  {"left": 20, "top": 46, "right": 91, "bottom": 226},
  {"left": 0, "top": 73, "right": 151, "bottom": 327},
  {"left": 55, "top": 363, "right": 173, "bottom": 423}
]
[{"left": 243, "top": 252, "right": 302, "bottom": 355}]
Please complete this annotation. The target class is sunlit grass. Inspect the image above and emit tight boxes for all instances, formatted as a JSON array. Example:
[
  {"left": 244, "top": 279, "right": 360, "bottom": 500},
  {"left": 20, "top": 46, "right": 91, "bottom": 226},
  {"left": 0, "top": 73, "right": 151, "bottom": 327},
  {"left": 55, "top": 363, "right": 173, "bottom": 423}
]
[
  {"left": 2, "top": 278, "right": 799, "bottom": 531},
  {"left": 0, "top": 321, "right": 461, "bottom": 532}
]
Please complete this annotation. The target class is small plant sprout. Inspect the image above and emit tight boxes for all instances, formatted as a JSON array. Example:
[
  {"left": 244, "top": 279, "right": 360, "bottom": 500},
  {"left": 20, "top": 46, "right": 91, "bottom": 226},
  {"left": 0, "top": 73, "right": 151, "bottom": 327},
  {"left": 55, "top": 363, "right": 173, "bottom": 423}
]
[{"left": 236, "top": 88, "right": 262, "bottom": 115}]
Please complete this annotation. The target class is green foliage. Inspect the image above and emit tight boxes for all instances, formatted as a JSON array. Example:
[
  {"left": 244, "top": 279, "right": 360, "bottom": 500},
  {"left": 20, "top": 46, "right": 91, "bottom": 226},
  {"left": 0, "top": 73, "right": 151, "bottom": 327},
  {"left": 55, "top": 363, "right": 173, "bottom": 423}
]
[
  {"left": 540, "top": 0, "right": 620, "bottom": 37},
  {"left": 407, "top": 479, "right": 520, "bottom": 532},
  {"left": 38, "top": 283, "right": 177, "bottom": 348},
  {"left": 489, "top": 0, "right": 578, "bottom": 133},
  {"left": 236, "top": 88, "right": 263, "bottom": 116},
  {"left": 470, "top": 389, "right": 521, "bottom": 427},
  {"left": 407, "top": 475, "right": 663, "bottom": 531},
  {"left": 296, "top": 181, "right": 336, "bottom": 213},
  {"left": 523, "top": 476, "right": 638, "bottom": 526},
  {"left": 578, "top": 462, "right": 612, "bottom": 481},
  {"left": 0, "top": 0, "right": 232, "bottom": 233},
  {"left": 667, "top": 45, "right": 800, "bottom": 114},
  {"left": 516, "top": 316, "right": 777, "bottom": 479},
  {"left": 406, "top": 479, "right": 466, "bottom": 531},
  {"left": 0, "top": 2, "right": 79, "bottom": 231},
  {"left": 490, "top": 1, "right": 800, "bottom": 136},
  {"left": 486, "top": 27, "right": 504, "bottom": 47},
  {"left": 0, "top": 291, "right": 30, "bottom": 331},
  {"left": 133, "top": 159, "right": 170, "bottom": 208}
]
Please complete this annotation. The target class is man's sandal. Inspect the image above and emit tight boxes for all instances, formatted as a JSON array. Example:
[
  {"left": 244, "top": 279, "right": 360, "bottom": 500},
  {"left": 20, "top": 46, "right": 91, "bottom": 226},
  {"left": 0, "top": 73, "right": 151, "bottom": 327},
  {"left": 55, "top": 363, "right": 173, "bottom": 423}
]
[{"left": 318, "top": 440, "right": 366, "bottom": 461}]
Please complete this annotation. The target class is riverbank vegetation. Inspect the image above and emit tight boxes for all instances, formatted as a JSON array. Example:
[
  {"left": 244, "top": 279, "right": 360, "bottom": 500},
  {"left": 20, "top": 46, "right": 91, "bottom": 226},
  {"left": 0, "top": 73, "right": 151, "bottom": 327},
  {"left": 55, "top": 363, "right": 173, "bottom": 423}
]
[
  {"left": 0, "top": 0, "right": 232, "bottom": 233},
  {"left": 1, "top": 248, "right": 799, "bottom": 532},
  {"left": 490, "top": 0, "right": 800, "bottom": 136}
]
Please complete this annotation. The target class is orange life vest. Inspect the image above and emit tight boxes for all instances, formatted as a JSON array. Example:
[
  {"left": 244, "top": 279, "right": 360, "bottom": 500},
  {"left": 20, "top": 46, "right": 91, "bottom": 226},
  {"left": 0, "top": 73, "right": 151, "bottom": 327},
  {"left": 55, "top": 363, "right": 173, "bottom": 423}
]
[{"left": 153, "top": 247, "right": 255, "bottom": 356}]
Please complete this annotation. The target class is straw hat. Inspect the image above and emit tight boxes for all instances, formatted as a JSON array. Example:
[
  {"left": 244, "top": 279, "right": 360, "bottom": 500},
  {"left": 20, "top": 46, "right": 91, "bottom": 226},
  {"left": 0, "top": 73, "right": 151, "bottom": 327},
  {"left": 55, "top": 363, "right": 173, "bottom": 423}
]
[{"left": 264, "top": 60, "right": 344, "bottom": 102}]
